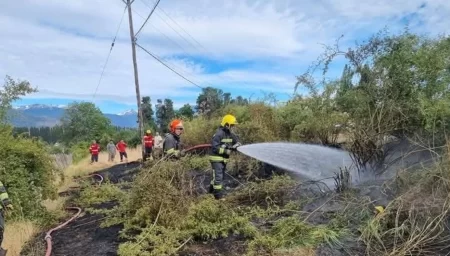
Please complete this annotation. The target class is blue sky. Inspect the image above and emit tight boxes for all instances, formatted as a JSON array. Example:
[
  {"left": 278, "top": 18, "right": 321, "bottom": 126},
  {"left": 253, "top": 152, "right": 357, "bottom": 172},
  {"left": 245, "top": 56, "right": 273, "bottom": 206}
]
[{"left": 1, "top": 0, "right": 449, "bottom": 114}]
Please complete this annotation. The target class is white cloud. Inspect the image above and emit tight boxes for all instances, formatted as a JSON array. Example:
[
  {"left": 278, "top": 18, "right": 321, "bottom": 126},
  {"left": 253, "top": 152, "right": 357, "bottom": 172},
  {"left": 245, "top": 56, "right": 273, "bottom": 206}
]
[{"left": 1, "top": 0, "right": 449, "bottom": 107}]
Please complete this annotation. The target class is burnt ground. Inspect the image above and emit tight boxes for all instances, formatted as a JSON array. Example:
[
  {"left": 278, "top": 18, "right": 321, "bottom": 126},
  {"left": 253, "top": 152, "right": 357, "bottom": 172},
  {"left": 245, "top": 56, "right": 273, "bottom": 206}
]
[{"left": 21, "top": 161, "right": 142, "bottom": 256}]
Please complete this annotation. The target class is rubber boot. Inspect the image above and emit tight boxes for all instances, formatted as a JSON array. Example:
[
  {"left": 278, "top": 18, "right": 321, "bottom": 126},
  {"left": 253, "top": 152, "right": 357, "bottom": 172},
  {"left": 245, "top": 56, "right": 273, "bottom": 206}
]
[
  {"left": 0, "top": 248, "right": 8, "bottom": 256},
  {"left": 213, "top": 189, "right": 224, "bottom": 200},
  {"left": 208, "top": 184, "right": 214, "bottom": 193}
]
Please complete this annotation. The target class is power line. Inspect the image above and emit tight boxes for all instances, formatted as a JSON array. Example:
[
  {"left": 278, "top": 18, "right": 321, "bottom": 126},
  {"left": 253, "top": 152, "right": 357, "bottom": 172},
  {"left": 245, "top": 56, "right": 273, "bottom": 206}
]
[
  {"left": 139, "top": 0, "right": 200, "bottom": 51},
  {"left": 149, "top": 0, "right": 208, "bottom": 52},
  {"left": 136, "top": 42, "right": 203, "bottom": 89},
  {"left": 93, "top": 6, "right": 127, "bottom": 100},
  {"left": 133, "top": 9, "right": 190, "bottom": 58},
  {"left": 132, "top": 9, "right": 215, "bottom": 88},
  {"left": 135, "top": 0, "right": 161, "bottom": 37},
  {"left": 141, "top": 0, "right": 258, "bottom": 90}
]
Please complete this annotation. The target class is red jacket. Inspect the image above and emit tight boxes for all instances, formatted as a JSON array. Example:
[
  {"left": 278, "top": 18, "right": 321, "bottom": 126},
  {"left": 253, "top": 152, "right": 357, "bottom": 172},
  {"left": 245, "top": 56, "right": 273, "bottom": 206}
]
[
  {"left": 89, "top": 144, "right": 100, "bottom": 155},
  {"left": 116, "top": 141, "right": 127, "bottom": 153},
  {"left": 144, "top": 135, "right": 154, "bottom": 147}
]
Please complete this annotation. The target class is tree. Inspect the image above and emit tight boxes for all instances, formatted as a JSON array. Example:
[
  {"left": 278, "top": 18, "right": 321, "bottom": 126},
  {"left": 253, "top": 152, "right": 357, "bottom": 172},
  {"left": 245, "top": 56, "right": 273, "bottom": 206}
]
[
  {"left": 231, "top": 95, "right": 249, "bottom": 106},
  {"left": 0, "top": 75, "right": 37, "bottom": 122},
  {"left": 141, "top": 96, "right": 156, "bottom": 128},
  {"left": 177, "top": 104, "right": 194, "bottom": 120},
  {"left": 223, "top": 93, "right": 231, "bottom": 106},
  {"left": 195, "top": 87, "right": 224, "bottom": 115},
  {"left": 155, "top": 98, "right": 175, "bottom": 133},
  {"left": 60, "top": 102, "right": 112, "bottom": 145}
]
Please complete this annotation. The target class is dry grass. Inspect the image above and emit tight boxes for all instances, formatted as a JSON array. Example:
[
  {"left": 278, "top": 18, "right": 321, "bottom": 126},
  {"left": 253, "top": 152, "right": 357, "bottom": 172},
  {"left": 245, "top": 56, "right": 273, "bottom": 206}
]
[
  {"left": 3, "top": 220, "right": 38, "bottom": 256},
  {"left": 59, "top": 146, "right": 143, "bottom": 192}
]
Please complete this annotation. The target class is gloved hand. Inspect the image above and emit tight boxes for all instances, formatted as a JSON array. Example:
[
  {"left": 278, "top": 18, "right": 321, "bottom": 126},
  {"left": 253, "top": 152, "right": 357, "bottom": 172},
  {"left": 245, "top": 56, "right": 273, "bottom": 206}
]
[
  {"left": 231, "top": 142, "right": 242, "bottom": 150},
  {"left": 179, "top": 149, "right": 187, "bottom": 157},
  {"left": 6, "top": 204, "right": 13, "bottom": 211},
  {"left": 224, "top": 149, "right": 232, "bottom": 155}
]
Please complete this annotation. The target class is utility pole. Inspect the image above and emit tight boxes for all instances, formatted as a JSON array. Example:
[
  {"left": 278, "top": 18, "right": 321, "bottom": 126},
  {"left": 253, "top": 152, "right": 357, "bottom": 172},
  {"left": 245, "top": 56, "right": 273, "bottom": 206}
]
[{"left": 124, "top": 0, "right": 145, "bottom": 161}]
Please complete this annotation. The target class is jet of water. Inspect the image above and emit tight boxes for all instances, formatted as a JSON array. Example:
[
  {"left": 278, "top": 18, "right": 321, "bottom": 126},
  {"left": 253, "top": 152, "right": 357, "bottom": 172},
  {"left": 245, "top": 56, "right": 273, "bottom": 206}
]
[{"left": 237, "top": 142, "right": 356, "bottom": 187}]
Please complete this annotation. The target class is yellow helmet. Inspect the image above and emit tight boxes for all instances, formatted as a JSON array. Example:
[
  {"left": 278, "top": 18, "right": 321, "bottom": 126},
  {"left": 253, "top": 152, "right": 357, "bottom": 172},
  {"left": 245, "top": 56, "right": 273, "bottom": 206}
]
[
  {"left": 221, "top": 114, "right": 238, "bottom": 127},
  {"left": 146, "top": 130, "right": 151, "bottom": 134}
]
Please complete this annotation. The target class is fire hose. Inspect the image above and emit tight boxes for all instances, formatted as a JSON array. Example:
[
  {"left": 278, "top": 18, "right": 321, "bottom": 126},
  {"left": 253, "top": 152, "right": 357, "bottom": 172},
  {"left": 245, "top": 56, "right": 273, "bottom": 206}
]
[
  {"left": 44, "top": 173, "right": 104, "bottom": 255},
  {"left": 44, "top": 207, "right": 82, "bottom": 256},
  {"left": 184, "top": 144, "right": 211, "bottom": 152}
]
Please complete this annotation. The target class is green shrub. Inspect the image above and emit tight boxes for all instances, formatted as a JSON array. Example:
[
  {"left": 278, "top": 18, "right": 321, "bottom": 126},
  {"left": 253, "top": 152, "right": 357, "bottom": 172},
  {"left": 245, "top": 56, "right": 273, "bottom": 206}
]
[
  {"left": 247, "top": 216, "right": 341, "bottom": 256},
  {"left": 70, "top": 141, "right": 91, "bottom": 163},
  {"left": 228, "top": 175, "right": 298, "bottom": 206},
  {"left": 0, "top": 126, "right": 57, "bottom": 221},
  {"left": 76, "top": 183, "right": 125, "bottom": 208},
  {"left": 184, "top": 197, "right": 257, "bottom": 240}
]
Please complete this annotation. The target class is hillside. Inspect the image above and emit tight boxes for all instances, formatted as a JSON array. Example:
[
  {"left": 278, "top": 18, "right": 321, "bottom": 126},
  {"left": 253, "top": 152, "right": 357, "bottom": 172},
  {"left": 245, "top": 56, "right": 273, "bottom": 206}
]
[{"left": 8, "top": 104, "right": 138, "bottom": 128}]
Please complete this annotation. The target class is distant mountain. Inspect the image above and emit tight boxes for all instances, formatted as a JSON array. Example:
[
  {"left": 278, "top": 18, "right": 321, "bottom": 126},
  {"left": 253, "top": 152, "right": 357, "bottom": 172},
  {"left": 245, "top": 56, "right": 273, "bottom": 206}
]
[{"left": 8, "top": 104, "right": 138, "bottom": 128}]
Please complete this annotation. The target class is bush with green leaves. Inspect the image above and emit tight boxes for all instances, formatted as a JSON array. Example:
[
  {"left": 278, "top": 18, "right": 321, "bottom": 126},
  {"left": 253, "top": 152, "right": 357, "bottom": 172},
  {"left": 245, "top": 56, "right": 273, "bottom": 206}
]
[{"left": 0, "top": 126, "right": 57, "bottom": 221}]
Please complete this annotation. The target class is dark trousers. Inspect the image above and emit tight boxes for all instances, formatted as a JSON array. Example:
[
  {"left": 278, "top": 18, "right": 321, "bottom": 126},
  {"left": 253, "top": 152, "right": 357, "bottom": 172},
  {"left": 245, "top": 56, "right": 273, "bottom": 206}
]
[
  {"left": 91, "top": 154, "right": 98, "bottom": 163},
  {"left": 0, "top": 211, "right": 4, "bottom": 246},
  {"left": 119, "top": 152, "right": 128, "bottom": 161},
  {"left": 211, "top": 162, "right": 226, "bottom": 199}
]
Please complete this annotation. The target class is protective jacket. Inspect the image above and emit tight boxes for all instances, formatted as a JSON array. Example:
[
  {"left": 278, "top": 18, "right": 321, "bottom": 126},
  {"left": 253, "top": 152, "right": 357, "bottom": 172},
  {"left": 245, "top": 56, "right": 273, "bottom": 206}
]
[
  {"left": 163, "top": 133, "right": 181, "bottom": 157},
  {"left": 89, "top": 143, "right": 100, "bottom": 155},
  {"left": 209, "top": 126, "right": 239, "bottom": 163},
  {"left": 144, "top": 135, "right": 154, "bottom": 147},
  {"left": 116, "top": 141, "right": 127, "bottom": 153},
  {"left": 0, "top": 181, "right": 11, "bottom": 210}
]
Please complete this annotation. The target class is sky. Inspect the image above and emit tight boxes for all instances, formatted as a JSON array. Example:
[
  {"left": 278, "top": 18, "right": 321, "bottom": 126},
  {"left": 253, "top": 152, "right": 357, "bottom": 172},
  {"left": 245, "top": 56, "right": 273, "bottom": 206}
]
[{"left": 1, "top": 0, "right": 449, "bottom": 114}]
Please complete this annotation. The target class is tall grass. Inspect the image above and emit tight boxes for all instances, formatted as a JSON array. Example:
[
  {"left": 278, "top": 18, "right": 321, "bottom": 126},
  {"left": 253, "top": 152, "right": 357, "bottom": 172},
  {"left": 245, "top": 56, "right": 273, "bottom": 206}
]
[{"left": 3, "top": 220, "right": 38, "bottom": 256}]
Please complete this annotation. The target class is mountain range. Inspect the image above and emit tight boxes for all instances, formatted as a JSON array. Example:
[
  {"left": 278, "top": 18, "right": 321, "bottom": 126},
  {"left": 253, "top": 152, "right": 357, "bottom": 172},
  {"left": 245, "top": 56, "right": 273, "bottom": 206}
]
[{"left": 8, "top": 104, "right": 138, "bottom": 128}]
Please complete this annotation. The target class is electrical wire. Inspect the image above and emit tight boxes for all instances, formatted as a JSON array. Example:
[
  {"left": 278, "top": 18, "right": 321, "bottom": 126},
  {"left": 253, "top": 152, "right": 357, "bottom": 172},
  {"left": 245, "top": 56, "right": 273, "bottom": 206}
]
[
  {"left": 135, "top": 0, "right": 161, "bottom": 37},
  {"left": 135, "top": 42, "right": 203, "bottom": 89},
  {"left": 141, "top": 0, "right": 260, "bottom": 92},
  {"left": 151, "top": 1, "right": 207, "bottom": 52},
  {"left": 132, "top": 9, "right": 215, "bottom": 88},
  {"left": 139, "top": 0, "right": 199, "bottom": 51},
  {"left": 93, "top": 6, "right": 127, "bottom": 100}
]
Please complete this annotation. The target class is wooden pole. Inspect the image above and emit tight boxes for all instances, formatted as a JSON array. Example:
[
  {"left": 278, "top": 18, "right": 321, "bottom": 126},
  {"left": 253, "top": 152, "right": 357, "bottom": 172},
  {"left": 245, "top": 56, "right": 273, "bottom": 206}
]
[{"left": 125, "top": 0, "right": 145, "bottom": 161}]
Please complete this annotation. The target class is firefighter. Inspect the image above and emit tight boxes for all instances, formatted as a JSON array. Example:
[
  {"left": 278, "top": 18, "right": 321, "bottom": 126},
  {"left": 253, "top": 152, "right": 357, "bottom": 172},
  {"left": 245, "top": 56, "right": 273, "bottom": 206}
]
[
  {"left": 0, "top": 181, "right": 13, "bottom": 256},
  {"left": 143, "top": 130, "right": 154, "bottom": 161},
  {"left": 163, "top": 119, "right": 186, "bottom": 159},
  {"left": 89, "top": 140, "right": 100, "bottom": 163},
  {"left": 209, "top": 114, "right": 241, "bottom": 200},
  {"left": 116, "top": 140, "right": 128, "bottom": 163}
]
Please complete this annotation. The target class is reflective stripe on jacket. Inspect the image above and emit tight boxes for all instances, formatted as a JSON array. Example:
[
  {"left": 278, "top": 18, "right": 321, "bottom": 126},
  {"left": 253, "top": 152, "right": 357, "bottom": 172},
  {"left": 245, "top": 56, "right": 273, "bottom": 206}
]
[
  {"left": 0, "top": 181, "right": 11, "bottom": 210},
  {"left": 163, "top": 133, "right": 180, "bottom": 156},
  {"left": 144, "top": 135, "right": 154, "bottom": 147},
  {"left": 209, "top": 127, "right": 239, "bottom": 162},
  {"left": 89, "top": 144, "right": 100, "bottom": 155}
]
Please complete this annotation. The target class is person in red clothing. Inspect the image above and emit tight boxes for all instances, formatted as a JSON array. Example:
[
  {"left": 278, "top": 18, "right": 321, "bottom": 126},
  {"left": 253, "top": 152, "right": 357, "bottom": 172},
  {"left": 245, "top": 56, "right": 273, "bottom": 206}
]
[
  {"left": 116, "top": 139, "right": 128, "bottom": 163},
  {"left": 89, "top": 140, "right": 100, "bottom": 163},
  {"left": 143, "top": 130, "right": 154, "bottom": 161}
]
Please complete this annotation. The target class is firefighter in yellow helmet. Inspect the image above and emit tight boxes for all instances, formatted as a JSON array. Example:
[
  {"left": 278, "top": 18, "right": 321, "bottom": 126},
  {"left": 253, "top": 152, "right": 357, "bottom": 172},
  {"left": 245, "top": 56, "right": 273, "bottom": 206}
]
[{"left": 209, "top": 114, "right": 241, "bottom": 199}]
